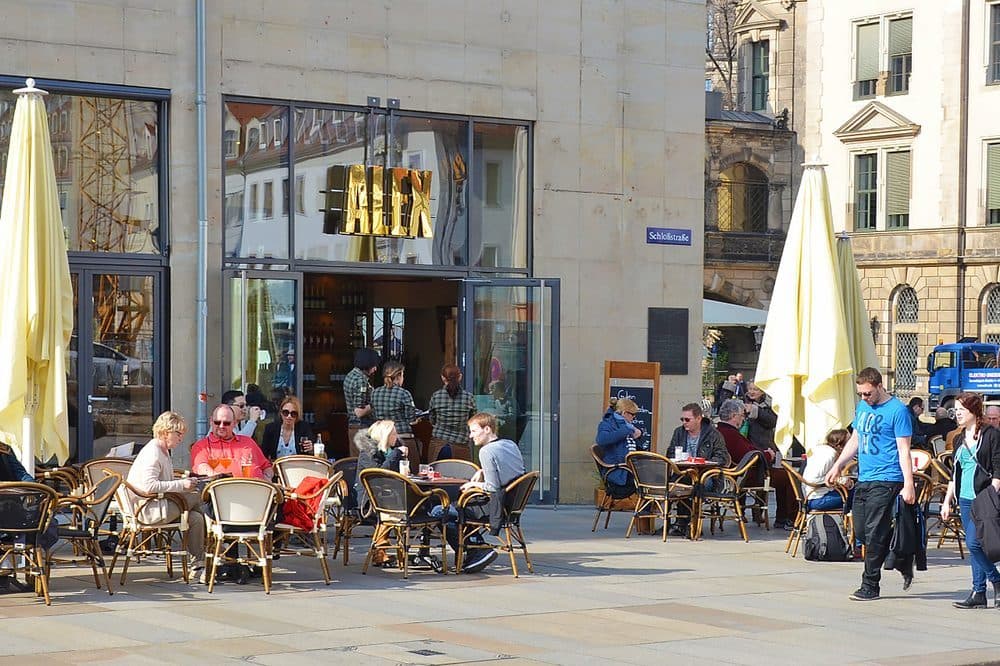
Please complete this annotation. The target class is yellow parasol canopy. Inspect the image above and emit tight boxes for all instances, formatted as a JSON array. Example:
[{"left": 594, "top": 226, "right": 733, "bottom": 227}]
[
  {"left": 836, "top": 234, "right": 879, "bottom": 377},
  {"left": 0, "top": 78, "right": 74, "bottom": 468},
  {"left": 754, "top": 163, "right": 857, "bottom": 453}
]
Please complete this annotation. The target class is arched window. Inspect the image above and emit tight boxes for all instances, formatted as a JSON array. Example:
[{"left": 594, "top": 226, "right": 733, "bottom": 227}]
[
  {"left": 892, "top": 286, "right": 919, "bottom": 392},
  {"left": 983, "top": 285, "right": 1000, "bottom": 345},
  {"left": 717, "top": 163, "right": 769, "bottom": 232}
]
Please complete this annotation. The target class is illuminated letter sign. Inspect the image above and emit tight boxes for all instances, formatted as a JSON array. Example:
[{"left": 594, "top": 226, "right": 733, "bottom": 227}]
[{"left": 322, "top": 165, "right": 434, "bottom": 239}]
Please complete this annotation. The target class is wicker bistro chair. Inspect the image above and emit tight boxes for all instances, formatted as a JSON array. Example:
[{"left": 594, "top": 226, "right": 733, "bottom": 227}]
[
  {"left": 273, "top": 455, "right": 335, "bottom": 489},
  {"left": 203, "top": 478, "right": 284, "bottom": 593},
  {"left": 740, "top": 453, "right": 775, "bottom": 530},
  {"left": 926, "top": 457, "right": 965, "bottom": 557},
  {"left": 429, "top": 459, "right": 480, "bottom": 481},
  {"left": 781, "top": 460, "right": 852, "bottom": 557},
  {"left": 695, "top": 452, "right": 765, "bottom": 542},
  {"left": 453, "top": 471, "right": 540, "bottom": 577},
  {"left": 358, "top": 469, "right": 450, "bottom": 579},
  {"left": 273, "top": 472, "right": 341, "bottom": 585},
  {"left": 48, "top": 471, "right": 122, "bottom": 595},
  {"left": 330, "top": 457, "right": 362, "bottom": 565},
  {"left": 109, "top": 479, "right": 195, "bottom": 585},
  {"left": 0, "top": 482, "right": 59, "bottom": 605},
  {"left": 591, "top": 445, "right": 637, "bottom": 532},
  {"left": 80, "top": 458, "right": 134, "bottom": 552},
  {"left": 624, "top": 451, "right": 697, "bottom": 541},
  {"left": 911, "top": 449, "right": 932, "bottom": 473}
]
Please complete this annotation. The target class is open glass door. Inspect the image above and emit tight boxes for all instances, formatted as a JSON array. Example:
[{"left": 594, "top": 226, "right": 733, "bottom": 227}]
[
  {"left": 224, "top": 271, "right": 300, "bottom": 405},
  {"left": 461, "top": 278, "right": 560, "bottom": 503}
]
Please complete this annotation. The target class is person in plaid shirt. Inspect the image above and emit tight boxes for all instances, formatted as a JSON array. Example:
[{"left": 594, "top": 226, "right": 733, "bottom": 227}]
[
  {"left": 344, "top": 349, "right": 380, "bottom": 456},
  {"left": 428, "top": 364, "right": 476, "bottom": 462},
  {"left": 371, "top": 360, "right": 421, "bottom": 460}
]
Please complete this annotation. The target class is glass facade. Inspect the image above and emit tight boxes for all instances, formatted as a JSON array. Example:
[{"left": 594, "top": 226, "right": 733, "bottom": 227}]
[
  {"left": 224, "top": 98, "right": 530, "bottom": 270},
  {"left": 0, "top": 90, "right": 162, "bottom": 254}
]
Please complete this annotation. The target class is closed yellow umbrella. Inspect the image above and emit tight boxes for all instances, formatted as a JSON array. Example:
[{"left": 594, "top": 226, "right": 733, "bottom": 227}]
[
  {"left": 0, "top": 79, "right": 74, "bottom": 471},
  {"left": 754, "top": 163, "right": 856, "bottom": 453},
  {"left": 836, "top": 233, "right": 880, "bottom": 375}
]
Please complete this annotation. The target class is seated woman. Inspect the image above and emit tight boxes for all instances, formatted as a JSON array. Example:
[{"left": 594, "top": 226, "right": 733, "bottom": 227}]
[
  {"left": 802, "top": 429, "right": 853, "bottom": 512},
  {"left": 594, "top": 398, "right": 641, "bottom": 497},
  {"left": 261, "top": 395, "right": 314, "bottom": 461},
  {"left": 353, "top": 420, "right": 410, "bottom": 566},
  {"left": 126, "top": 411, "right": 207, "bottom": 583}
]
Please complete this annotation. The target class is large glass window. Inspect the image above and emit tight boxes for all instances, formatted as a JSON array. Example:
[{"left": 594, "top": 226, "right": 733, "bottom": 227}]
[
  {"left": 988, "top": 142, "right": 1000, "bottom": 225},
  {"left": 223, "top": 102, "right": 289, "bottom": 259},
  {"left": 887, "top": 17, "right": 912, "bottom": 95},
  {"left": 226, "top": 99, "right": 530, "bottom": 270},
  {"left": 471, "top": 123, "right": 529, "bottom": 268},
  {"left": 716, "top": 163, "right": 769, "bottom": 232},
  {"left": 991, "top": 4, "right": 1000, "bottom": 84},
  {"left": 0, "top": 90, "right": 162, "bottom": 254}
]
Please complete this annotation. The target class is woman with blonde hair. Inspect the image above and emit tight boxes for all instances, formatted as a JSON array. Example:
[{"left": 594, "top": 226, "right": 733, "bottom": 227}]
[
  {"left": 126, "top": 410, "right": 208, "bottom": 582},
  {"left": 594, "top": 397, "right": 642, "bottom": 497},
  {"left": 353, "top": 419, "right": 410, "bottom": 566}
]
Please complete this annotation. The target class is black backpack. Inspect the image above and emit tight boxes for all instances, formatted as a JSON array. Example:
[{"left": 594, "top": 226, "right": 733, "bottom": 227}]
[{"left": 802, "top": 514, "right": 852, "bottom": 562}]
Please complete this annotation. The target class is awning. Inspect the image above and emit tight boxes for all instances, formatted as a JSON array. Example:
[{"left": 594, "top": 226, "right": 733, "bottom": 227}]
[{"left": 703, "top": 299, "right": 768, "bottom": 327}]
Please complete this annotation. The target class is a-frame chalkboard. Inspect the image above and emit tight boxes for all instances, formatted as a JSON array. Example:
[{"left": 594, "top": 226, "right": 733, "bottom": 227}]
[{"left": 603, "top": 360, "right": 661, "bottom": 453}]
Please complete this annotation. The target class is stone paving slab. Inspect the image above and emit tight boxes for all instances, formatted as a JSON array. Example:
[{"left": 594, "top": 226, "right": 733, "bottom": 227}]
[{"left": 2, "top": 506, "right": 1000, "bottom": 664}]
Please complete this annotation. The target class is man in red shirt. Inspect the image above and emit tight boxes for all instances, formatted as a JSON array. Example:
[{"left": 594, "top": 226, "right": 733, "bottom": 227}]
[{"left": 191, "top": 404, "right": 272, "bottom": 480}]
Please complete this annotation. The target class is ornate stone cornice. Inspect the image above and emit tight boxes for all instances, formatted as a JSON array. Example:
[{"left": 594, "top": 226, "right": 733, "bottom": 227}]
[{"left": 833, "top": 101, "right": 921, "bottom": 144}]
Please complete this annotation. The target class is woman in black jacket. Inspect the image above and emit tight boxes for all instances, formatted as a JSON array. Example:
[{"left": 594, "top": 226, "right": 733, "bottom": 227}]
[
  {"left": 260, "top": 395, "right": 314, "bottom": 461},
  {"left": 941, "top": 392, "right": 1000, "bottom": 609}
]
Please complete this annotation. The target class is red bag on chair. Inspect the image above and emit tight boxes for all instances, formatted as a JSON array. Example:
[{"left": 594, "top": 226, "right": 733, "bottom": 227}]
[{"left": 281, "top": 476, "right": 327, "bottom": 531}]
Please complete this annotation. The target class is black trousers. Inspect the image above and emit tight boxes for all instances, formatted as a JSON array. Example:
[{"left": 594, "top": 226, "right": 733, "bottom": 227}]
[{"left": 853, "top": 480, "right": 905, "bottom": 591}]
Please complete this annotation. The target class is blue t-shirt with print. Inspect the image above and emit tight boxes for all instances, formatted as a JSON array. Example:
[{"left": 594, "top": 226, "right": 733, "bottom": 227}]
[{"left": 853, "top": 396, "right": 912, "bottom": 482}]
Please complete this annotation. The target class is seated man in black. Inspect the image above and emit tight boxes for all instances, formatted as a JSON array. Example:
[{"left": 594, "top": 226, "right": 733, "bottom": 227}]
[{"left": 0, "top": 441, "right": 53, "bottom": 592}]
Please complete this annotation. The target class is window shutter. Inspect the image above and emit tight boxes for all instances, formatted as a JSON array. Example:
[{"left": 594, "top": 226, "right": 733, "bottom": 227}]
[
  {"left": 889, "top": 17, "right": 912, "bottom": 56},
  {"left": 886, "top": 151, "right": 911, "bottom": 216},
  {"left": 856, "top": 23, "right": 880, "bottom": 80},
  {"left": 988, "top": 143, "right": 1000, "bottom": 210}
]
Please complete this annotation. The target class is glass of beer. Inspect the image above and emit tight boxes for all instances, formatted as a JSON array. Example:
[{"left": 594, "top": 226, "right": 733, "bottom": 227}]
[{"left": 240, "top": 454, "right": 254, "bottom": 478}]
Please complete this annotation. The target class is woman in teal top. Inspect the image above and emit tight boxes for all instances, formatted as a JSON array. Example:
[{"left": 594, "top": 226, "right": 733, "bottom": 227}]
[{"left": 942, "top": 392, "right": 1000, "bottom": 609}]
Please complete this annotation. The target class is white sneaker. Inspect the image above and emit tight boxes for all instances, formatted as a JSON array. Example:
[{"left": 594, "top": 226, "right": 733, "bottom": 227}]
[{"left": 191, "top": 565, "right": 207, "bottom": 585}]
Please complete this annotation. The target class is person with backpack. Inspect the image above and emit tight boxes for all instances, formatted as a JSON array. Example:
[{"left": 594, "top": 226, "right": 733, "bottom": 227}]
[
  {"left": 825, "top": 367, "right": 916, "bottom": 601},
  {"left": 940, "top": 392, "right": 1000, "bottom": 609},
  {"left": 803, "top": 429, "right": 854, "bottom": 512}
]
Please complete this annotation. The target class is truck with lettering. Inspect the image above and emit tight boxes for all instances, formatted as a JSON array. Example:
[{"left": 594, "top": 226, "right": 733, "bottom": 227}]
[{"left": 926, "top": 338, "right": 1000, "bottom": 410}]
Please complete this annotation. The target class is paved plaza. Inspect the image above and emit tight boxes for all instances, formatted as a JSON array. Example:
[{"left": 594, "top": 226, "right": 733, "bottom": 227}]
[{"left": 3, "top": 506, "right": 1000, "bottom": 665}]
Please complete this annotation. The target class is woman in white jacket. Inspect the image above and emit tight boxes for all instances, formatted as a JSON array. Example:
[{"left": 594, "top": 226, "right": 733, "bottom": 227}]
[
  {"left": 802, "top": 429, "right": 853, "bottom": 511},
  {"left": 125, "top": 411, "right": 207, "bottom": 580}
]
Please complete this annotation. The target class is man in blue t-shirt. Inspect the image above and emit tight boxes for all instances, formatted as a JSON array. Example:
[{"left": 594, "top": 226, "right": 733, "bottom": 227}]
[{"left": 826, "top": 367, "right": 916, "bottom": 602}]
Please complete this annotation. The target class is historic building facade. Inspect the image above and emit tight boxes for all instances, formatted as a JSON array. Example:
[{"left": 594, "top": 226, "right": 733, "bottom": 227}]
[{"left": 0, "top": 1, "right": 708, "bottom": 503}]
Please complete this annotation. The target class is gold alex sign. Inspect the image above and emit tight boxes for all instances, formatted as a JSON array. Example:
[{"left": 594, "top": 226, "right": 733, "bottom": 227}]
[{"left": 322, "top": 164, "right": 433, "bottom": 238}]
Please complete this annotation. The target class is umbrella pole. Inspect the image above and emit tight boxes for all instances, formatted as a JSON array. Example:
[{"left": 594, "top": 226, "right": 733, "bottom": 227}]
[{"left": 21, "top": 381, "right": 38, "bottom": 477}]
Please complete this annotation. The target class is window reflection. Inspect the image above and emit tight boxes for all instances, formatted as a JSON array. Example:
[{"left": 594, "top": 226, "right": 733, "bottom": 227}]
[
  {"left": 223, "top": 102, "right": 290, "bottom": 259},
  {"left": 471, "top": 123, "right": 528, "bottom": 268},
  {"left": 0, "top": 90, "right": 161, "bottom": 254}
]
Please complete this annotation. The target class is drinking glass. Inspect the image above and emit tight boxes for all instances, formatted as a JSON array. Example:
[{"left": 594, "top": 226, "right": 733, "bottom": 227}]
[
  {"left": 418, "top": 464, "right": 431, "bottom": 477},
  {"left": 218, "top": 453, "right": 232, "bottom": 472},
  {"left": 240, "top": 455, "right": 254, "bottom": 478},
  {"left": 206, "top": 454, "right": 220, "bottom": 473}
]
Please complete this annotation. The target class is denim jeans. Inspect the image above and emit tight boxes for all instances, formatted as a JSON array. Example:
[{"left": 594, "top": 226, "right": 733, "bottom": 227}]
[
  {"left": 430, "top": 504, "right": 486, "bottom": 553},
  {"left": 852, "top": 481, "right": 905, "bottom": 591},
  {"left": 806, "top": 492, "right": 844, "bottom": 512},
  {"left": 959, "top": 498, "right": 1000, "bottom": 592}
]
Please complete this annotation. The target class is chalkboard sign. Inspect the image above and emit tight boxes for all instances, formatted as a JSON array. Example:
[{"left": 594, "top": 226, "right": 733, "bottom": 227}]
[
  {"left": 648, "top": 307, "right": 688, "bottom": 375},
  {"left": 608, "top": 379, "right": 654, "bottom": 452},
  {"left": 604, "top": 361, "right": 661, "bottom": 453}
]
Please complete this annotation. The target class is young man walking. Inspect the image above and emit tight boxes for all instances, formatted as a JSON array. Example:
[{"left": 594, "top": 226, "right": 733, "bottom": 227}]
[{"left": 826, "top": 367, "right": 916, "bottom": 601}]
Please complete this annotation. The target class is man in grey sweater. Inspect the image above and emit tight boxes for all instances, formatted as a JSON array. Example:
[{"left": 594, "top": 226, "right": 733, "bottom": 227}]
[{"left": 435, "top": 412, "right": 526, "bottom": 572}]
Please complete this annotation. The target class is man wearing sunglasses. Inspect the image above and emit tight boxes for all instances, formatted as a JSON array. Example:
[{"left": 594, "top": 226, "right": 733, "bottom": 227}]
[
  {"left": 191, "top": 404, "right": 272, "bottom": 480},
  {"left": 666, "top": 402, "right": 731, "bottom": 536},
  {"left": 825, "top": 367, "right": 916, "bottom": 602}
]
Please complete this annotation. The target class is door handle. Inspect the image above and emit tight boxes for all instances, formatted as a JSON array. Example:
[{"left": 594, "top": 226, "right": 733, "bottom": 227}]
[{"left": 87, "top": 395, "right": 109, "bottom": 402}]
